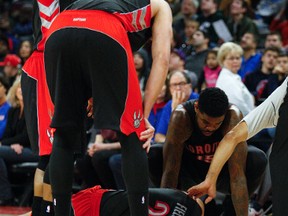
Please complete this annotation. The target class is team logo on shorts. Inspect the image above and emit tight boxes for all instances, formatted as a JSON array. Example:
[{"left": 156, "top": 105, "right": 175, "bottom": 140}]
[
  {"left": 133, "top": 110, "right": 143, "bottom": 129},
  {"left": 47, "top": 128, "right": 55, "bottom": 144}
]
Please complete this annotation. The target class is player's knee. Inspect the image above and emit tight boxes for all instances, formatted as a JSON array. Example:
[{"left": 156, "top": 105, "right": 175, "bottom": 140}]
[{"left": 247, "top": 145, "right": 268, "bottom": 176}]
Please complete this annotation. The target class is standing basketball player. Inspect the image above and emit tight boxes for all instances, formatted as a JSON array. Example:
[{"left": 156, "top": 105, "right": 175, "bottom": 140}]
[
  {"left": 44, "top": 0, "right": 172, "bottom": 215},
  {"left": 21, "top": 0, "right": 73, "bottom": 215}
]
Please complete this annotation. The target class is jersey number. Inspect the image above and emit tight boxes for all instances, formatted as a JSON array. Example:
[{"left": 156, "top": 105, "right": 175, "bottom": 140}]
[{"left": 149, "top": 201, "right": 170, "bottom": 216}]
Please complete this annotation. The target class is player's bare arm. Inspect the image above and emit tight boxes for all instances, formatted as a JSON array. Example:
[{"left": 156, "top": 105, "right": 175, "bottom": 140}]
[
  {"left": 143, "top": 0, "right": 172, "bottom": 118},
  {"left": 223, "top": 106, "right": 249, "bottom": 216},
  {"left": 140, "top": 0, "right": 172, "bottom": 150},
  {"left": 161, "top": 105, "right": 193, "bottom": 188}
]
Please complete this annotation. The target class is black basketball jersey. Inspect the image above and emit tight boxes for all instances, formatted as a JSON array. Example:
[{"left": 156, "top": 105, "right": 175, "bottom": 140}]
[
  {"left": 66, "top": 0, "right": 152, "bottom": 51},
  {"left": 182, "top": 100, "right": 224, "bottom": 164},
  {"left": 32, "top": 0, "right": 72, "bottom": 51}
]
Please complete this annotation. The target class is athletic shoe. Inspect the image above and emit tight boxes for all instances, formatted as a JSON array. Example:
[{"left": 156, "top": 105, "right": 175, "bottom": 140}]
[{"left": 248, "top": 206, "right": 264, "bottom": 216}]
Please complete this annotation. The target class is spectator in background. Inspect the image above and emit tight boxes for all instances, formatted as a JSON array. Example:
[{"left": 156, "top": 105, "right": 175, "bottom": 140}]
[
  {"left": 169, "top": 49, "right": 187, "bottom": 73},
  {"left": 12, "top": 3, "right": 33, "bottom": 41},
  {"left": 0, "top": 10, "right": 20, "bottom": 54},
  {"left": 272, "top": 53, "right": 288, "bottom": 85},
  {"left": 185, "top": 30, "right": 210, "bottom": 80},
  {"left": 173, "top": 0, "right": 199, "bottom": 43},
  {"left": 148, "top": 83, "right": 169, "bottom": 136},
  {"left": 154, "top": 71, "right": 199, "bottom": 143},
  {"left": 133, "top": 49, "right": 150, "bottom": 93},
  {"left": 220, "top": 0, "right": 254, "bottom": 17},
  {"left": 225, "top": 0, "right": 258, "bottom": 44},
  {"left": 197, "top": 0, "right": 224, "bottom": 47},
  {"left": 198, "top": 49, "right": 221, "bottom": 91},
  {"left": 238, "top": 32, "right": 262, "bottom": 79},
  {"left": 1, "top": 54, "right": 21, "bottom": 87},
  {"left": 89, "top": 129, "right": 121, "bottom": 189},
  {"left": 169, "top": 48, "right": 198, "bottom": 88},
  {"left": 216, "top": 42, "right": 254, "bottom": 117},
  {"left": 0, "top": 75, "right": 10, "bottom": 140},
  {"left": 270, "top": 2, "right": 288, "bottom": 49},
  {"left": 0, "top": 34, "right": 10, "bottom": 73},
  {"left": 264, "top": 32, "right": 284, "bottom": 52},
  {"left": 244, "top": 46, "right": 280, "bottom": 105},
  {"left": 0, "top": 78, "right": 38, "bottom": 206},
  {"left": 181, "top": 19, "right": 199, "bottom": 55},
  {"left": 256, "top": 0, "right": 284, "bottom": 23},
  {"left": 18, "top": 39, "right": 33, "bottom": 65}
]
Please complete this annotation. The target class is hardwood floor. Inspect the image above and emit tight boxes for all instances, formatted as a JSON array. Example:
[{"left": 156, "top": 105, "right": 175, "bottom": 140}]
[{"left": 0, "top": 206, "right": 31, "bottom": 216}]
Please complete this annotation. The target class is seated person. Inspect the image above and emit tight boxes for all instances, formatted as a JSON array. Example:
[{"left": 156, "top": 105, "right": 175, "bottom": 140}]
[
  {"left": 155, "top": 70, "right": 199, "bottom": 143},
  {"left": 244, "top": 47, "right": 280, "bottom": 105},
  {"left": 72, "top": 185, "right": 204, "bottom": 216},
  {"left": 0, "top": 78, "right": 38, "bottom": 206},
  {"left": 75, "top": 128, "right": 121, "bottom": 189},
  {"left": 0, "top": 75, "right": 11, "bottom": 140}
]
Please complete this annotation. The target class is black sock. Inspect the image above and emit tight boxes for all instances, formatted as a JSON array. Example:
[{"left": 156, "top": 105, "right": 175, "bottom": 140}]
[
  {"left": 52, "top": 194, "right": 71, "bottom": 216},
  {"left": 32, "top": 196, "right": 42, "bottom": 216},
  {"left": 41, "top": 200, "right": 54, "bottom": 216}
]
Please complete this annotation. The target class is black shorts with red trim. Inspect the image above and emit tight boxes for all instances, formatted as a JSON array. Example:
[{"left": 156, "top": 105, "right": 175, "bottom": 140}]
[
  {"left": 44, "top": 10, "right": 145, "bottom": 138},
  {"left": 22, "top": 51, "right": 54, "bottom": 156}
]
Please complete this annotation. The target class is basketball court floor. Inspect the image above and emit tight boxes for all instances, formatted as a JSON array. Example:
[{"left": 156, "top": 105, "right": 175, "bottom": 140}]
[{"left": 0, "top": 206, "right": 30, "bottom": 216}]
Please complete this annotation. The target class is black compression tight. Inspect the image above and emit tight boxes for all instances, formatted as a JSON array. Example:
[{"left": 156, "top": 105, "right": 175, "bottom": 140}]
[
  {"left": 49, "top": 127, "right": 80, "bottom": 216},
  {"left": 117, "top": 132, "right": 149, "bottom": 216}
]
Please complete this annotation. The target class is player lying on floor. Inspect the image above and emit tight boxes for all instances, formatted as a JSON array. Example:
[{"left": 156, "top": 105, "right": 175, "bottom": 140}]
[{"left": 72, "top": 185, "right": 204, "bottom": 216}]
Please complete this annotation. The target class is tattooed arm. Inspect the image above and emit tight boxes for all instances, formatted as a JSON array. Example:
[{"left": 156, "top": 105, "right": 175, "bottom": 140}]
[
  {"left": 160, "top": 105, "right": 192, "bottom": 188},
  {"left": 222, "top": 105, "right": 248, "bottom": 216}
]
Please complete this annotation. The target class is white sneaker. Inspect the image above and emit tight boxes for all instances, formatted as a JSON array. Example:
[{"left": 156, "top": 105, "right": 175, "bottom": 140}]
[{"left": 248, "top": 207, "right": 264, "bottom": 216}]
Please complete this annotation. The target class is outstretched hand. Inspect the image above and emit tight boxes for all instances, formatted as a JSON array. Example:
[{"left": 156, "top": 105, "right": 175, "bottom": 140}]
[
  {"left": 140, "top": 118, "right": 155, "bottom": 153},
  {"left": 187, "top": 179, "right": 216, "bottom": 204}
]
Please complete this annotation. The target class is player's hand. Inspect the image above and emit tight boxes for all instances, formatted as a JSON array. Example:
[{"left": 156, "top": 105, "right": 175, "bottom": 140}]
[
  {"left": 10, "top": 144, "right": 23, "bottom": 155},
  {"left": 87, "top": 98, "right": 93, "bottom": 118},
  {"left": 187, "top": 179, "right": 216, "bottom": 204},
  {"left": 140, "top": 118, "right": 155, "bottom": 153}
]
